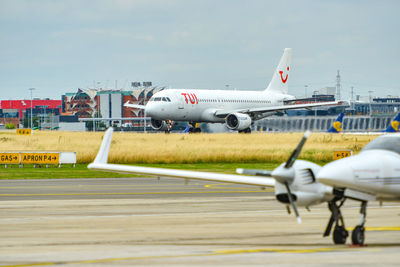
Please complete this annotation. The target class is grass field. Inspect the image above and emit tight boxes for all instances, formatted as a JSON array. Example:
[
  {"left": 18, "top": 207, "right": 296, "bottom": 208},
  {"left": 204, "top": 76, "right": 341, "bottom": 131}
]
[{"left": 0, "top": 130, "right": 377, "bottom": 165}]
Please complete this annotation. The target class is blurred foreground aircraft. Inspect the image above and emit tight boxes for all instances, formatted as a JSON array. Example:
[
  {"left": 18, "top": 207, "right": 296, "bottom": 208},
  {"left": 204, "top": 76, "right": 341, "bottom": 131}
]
[{"left": 89, "top": 129, "right": 400, "bottom": 245}]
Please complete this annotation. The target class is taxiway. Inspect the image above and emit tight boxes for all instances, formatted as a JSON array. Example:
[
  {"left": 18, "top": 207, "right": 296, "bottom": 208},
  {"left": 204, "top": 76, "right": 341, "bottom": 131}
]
[{"left": 0, "top": 177, "right": 399, "bottom": 266}]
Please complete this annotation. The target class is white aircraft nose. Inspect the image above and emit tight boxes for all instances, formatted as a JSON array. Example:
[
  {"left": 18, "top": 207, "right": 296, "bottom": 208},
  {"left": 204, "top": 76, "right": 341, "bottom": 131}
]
[
  {"left": 317, "top": 158, "right": 353, "bottom": 188},
  {"left": 145, "top": 104, "right": 156, "bottom": 117}
]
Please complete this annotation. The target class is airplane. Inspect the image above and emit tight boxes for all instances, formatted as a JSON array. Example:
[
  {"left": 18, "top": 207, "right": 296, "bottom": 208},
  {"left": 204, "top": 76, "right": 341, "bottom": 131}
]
[
  {"left": 89, "top": 128, "right": 399, "bottom": 245},
  {"left": 327, "top": 113, "right": 344, "bottom": 133},
  {"left": 317, "top": 133, "right": 400, "bottom": 245},
  {"left": 125, "top": 48, "right": 342, "bottom": 133},
  {"left": 327, "top": 112, "right": 399, "bottom": 134},
  {"left": 384, "top": 113, "right": 400, "bottom": 132}
]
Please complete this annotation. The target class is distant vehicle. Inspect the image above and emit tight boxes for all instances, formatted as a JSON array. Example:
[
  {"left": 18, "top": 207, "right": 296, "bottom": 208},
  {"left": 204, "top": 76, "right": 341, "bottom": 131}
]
[{"left": 125, "top": 48, "right": 341, "bottom": 133}]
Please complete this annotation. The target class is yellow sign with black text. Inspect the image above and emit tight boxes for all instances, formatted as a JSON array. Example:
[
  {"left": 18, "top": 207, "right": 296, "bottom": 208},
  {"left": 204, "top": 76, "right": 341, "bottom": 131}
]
[
  {"left": 0, "top": 153, "right": 20, "bottom": 164},
  {"left": 333, "top": 150, "right": 353, "bottom": 160},
  {"left": 17, "top": 129, "right": 31, "bottom": 135},
  {"left": 20, "top": 153, "right": 59, "bottom": 164}
]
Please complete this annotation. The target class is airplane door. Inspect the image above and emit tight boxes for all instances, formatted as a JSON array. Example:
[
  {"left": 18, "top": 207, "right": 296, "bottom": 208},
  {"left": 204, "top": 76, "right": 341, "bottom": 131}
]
[{"left": 178, "top": 94, "right": 184, "bottom": 109}]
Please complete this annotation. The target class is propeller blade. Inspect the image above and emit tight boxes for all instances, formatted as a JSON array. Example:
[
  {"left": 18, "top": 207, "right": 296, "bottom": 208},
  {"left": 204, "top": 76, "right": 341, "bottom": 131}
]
[
  {"left": 284, "top": 131, "right": 311, "bottom": 169},
  {"left": 284, "top": 182, "right": 301, "bottom": 224},
  {"left": 236, "top": 168, "right": 272, "bottom": 177}
]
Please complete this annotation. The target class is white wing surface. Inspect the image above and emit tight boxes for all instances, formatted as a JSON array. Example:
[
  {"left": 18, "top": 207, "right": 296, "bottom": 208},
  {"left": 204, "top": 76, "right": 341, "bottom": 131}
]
[
  {"left": 88, "top": 128, "right": 275, "bottom": 187},
  {"left": 215, "top": 101, "right": 343, "bottom": 118},
  {"left": 124, "top": 101, "right": 146, "bottom": 109}
]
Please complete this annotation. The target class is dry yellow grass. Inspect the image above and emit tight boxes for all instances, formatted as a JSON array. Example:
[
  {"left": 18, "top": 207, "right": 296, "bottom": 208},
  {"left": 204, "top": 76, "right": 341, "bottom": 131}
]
[{"left": 0, "top": 130, "right": 376, "bottom": 164}]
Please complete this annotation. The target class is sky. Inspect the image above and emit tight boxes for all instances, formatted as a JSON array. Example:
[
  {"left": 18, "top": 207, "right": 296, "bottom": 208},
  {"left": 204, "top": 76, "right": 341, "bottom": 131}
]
[{"left": 0, "top": 0, "right": 399, "bottom": 101}]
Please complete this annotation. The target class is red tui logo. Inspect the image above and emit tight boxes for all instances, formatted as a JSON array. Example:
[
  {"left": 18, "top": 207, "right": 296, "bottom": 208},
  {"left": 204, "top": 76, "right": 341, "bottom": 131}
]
[{"left": 279, "top": 66, "right": 289, "bottom": 84}]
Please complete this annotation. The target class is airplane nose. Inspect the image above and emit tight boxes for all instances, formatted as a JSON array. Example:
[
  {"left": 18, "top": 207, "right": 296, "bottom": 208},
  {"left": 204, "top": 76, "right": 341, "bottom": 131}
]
[
  {"left": 145, "top": 104, "right": 156, "bottom": 117},
  {"left": 317, "top": 159, "right": 353, "bottom": 188}
]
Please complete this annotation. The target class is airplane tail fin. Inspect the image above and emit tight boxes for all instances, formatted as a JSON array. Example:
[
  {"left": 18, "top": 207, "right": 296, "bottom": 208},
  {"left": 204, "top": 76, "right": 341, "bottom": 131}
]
[
  {"left": 384, "top": 113, "right": 400, "bottom": 132},
  {"left": 89, "top": 128, "right": 113, "bottom": 167},
  {"left": 264, "top": 48, "right": 292, "bottom": 94},
  {"left": 327, "top": 113, "right": 344, "bottom": 133}
]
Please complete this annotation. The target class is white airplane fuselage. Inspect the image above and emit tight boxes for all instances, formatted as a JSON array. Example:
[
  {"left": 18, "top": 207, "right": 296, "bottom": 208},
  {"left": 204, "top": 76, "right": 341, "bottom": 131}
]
[
  {"left": 318, "top": 135, "right": 400, "bottom": 201},
  {"left": 145, "top": 89, "right": 294, "bottom": 122}
]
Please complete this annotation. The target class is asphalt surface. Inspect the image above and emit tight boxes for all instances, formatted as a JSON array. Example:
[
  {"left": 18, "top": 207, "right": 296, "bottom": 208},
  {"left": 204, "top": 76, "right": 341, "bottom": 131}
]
[
  {"left": 1, "top": 177, "right": 399, "bottom": 266},
  {"left": 0, "top": 177, "right": 271, "bottom": 200}
]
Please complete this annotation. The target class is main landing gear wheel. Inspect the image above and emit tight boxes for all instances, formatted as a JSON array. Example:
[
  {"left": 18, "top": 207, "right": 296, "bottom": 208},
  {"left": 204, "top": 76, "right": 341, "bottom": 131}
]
[
  {"left": 333, "top": 225, "right": 348, "bottom": 244},
  {"left": 324, "top": 199, "right": 348, "bottom": 245},
  {"left": 188, "top": 122, "right": 201, "bottom": 133},
  {"left": 351, "top": 225, "right": 365, "bottom": 245},
  {"left": 238, "top": 127, "right": 251, "bottom": 133},
  {"left": 351, "top": 201, "right": 367, "bottom": 245}
]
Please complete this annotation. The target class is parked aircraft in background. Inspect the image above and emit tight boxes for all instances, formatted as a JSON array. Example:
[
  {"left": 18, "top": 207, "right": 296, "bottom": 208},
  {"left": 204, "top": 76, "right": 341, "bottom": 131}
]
[
  {"left": 327, "top": 113, "right": 344, "bottom": 133},
  {"left": 384, "top": 113, "right": 400, "bottom": 132},
  {"left": 327, "top": 112, "right": 400, "bottom": 134},
  {"left": 89, "top": 128, "right": 399, "bottom": 245},
  {"left": 125, "top": 48, "right": 341, "bottom": 133}
]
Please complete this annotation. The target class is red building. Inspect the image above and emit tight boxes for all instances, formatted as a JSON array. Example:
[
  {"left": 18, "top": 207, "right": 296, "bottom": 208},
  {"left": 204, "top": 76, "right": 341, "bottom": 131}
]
[{"left": 1, "top": 99, "right": 62, "bottom": 119}]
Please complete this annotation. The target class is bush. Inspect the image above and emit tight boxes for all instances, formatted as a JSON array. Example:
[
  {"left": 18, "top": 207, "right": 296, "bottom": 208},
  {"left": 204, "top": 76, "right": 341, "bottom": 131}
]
[{"left": 5, "top": 123, "right": 15, "bottom": 129}]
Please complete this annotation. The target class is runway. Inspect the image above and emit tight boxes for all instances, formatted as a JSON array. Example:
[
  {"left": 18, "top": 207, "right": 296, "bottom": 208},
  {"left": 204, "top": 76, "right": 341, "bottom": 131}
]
[{"left": 1, "top": 177, "right": 399, "bottom": 266}]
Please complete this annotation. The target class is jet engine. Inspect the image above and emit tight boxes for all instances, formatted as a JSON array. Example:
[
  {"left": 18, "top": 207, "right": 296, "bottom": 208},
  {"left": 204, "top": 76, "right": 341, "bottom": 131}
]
[
  {"left": 225, "top": 113, "right": 252, "bottom": 131},
  {"left": 150, "top": 119, "right": 169, "bottom": 131}
]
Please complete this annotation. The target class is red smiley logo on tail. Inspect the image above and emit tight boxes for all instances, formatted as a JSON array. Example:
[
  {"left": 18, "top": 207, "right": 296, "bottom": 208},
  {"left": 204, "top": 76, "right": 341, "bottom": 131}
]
[{"left": 279, "top": 66, "right": 289, "bottom": 84}]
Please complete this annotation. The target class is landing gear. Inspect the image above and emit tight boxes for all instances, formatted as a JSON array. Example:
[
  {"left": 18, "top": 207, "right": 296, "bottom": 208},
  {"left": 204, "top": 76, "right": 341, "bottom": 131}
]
[
  {"left": 333, "top": 225, "right": 348, "bottom": 244},
  {"left": 164, "top": 120, "right": 174, "bottom": 133},
  {"left": 351, "top": 225, "right": 365, "bottom": 245},
  {"left": 324, "top": 199, "right": 348, "bottom": 244},
  {"left": 188, "top": 122, "right": 201, "bottom": 133},
  {"left": 238, "top": 127, "right": 251, "bottom": 133},
  {"left": 351, "top": 201, "right": 367, "bottom": 245},
  {"left": 324, "top": 198, "right": 368, "bottom": 245}
]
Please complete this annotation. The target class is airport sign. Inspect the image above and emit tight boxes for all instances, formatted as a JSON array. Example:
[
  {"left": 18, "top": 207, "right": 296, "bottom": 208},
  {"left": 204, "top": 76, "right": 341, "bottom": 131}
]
[
  {"left": 333, "top": 150, "right": 353, "bottom": 160},
  {"left": 20, "top": 153, "right": 59, "bottom": 164},
  {"left": 16, "top": 129, "right": 31, "bottom": 135},
  {"left": 0, "top": 153, "right": 19, "bottom": 164}
]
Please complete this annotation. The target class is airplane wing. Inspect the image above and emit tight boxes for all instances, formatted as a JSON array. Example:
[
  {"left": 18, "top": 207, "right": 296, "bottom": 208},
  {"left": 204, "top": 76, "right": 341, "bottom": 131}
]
[
  {"left": 124, "top": 101, "right": 146, "bottom": 109},
  {"left": 88, "top": 128, "right": 275, "bottom": 187},
  {"left": 214, "top": 101, "right": 344, "bottom": 118}
]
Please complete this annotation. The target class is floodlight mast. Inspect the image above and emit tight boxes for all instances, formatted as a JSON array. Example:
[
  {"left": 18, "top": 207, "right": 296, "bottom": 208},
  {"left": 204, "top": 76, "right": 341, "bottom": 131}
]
[{"left": 29, "top": 88, "right": 35, "bottom": 135}]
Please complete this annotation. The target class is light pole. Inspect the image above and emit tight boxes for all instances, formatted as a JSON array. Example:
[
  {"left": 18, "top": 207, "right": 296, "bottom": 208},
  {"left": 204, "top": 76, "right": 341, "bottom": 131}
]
[
  {"left": 29, "top": 88, "right": 35, "bottom": 134},
  {"left": 368, "top": 90, "right": 374, "bottom": 116}
]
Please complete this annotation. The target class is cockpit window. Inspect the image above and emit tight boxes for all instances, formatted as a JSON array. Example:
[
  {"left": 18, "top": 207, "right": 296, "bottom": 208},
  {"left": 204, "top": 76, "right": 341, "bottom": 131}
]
[
  {"left": 166, "top": 97, "right": 171, "bottom": 102},
  {"left": 361, "top": 135, "right": 400, "bottom": 154},
  {"left": 154, "top": 97, "right": 161, "bottom": 101}
]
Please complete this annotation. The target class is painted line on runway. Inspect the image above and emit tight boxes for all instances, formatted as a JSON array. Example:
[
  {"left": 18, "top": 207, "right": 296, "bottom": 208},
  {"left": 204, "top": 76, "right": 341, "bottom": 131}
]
[
  {"left": 0, "top": 190, "right": 263, "bottom": 197},
  {"left": 346, "top": 226, "right": 400, "bottom": 232},
  {"left": 0, "top": 183, "right": 204, "bottom": 189},
  {"left": 0, "top": 247, "right": 381, "bottom": 267},
  {"left": 204, "top": 183, "right": 273, "bottom": 191}
]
